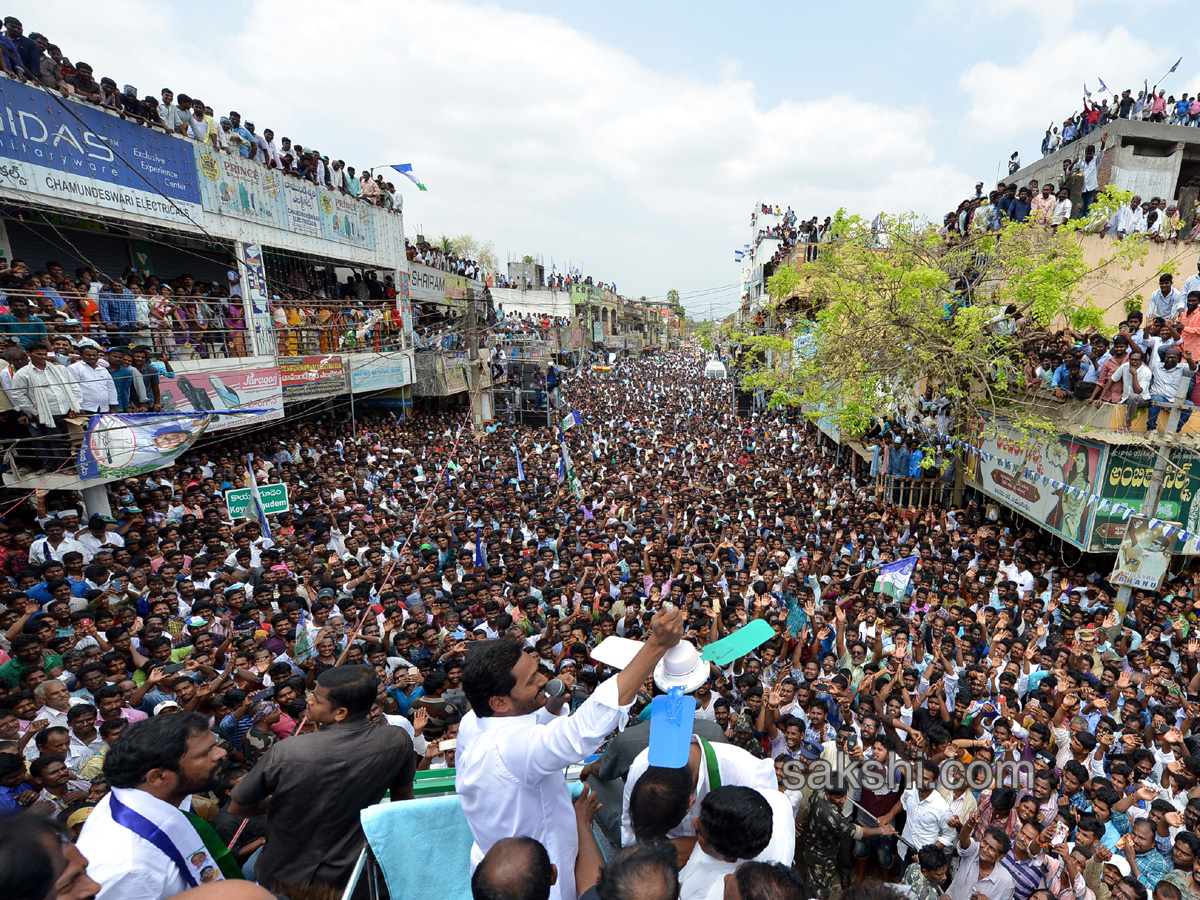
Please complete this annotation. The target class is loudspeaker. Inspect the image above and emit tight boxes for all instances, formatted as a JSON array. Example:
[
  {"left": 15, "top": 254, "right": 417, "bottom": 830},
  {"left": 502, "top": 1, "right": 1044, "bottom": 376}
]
[{"left": 519, "top": 407, "right": 549, "bottom": 427}]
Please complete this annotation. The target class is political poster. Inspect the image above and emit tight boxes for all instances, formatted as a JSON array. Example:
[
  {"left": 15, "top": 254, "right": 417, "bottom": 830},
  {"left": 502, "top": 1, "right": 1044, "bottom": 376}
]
[
  {"left": 1111, "top": 515, "right": 1179, "bottom": 592},
  {"left": 874, "top": 556, "right": 917, "bottom": 599},
  {"left": 962, "top": 418, "right": 1104, "bottom": 549},
  {"left": 77, "top": 411, "right": 211, "bottom": 479}
]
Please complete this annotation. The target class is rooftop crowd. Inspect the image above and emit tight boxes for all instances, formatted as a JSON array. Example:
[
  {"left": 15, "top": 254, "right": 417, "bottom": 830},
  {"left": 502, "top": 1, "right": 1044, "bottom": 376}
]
[
  {"left": 942, "top": 155, "right": 1200, "bottom": 246},
  {"left": 1017, "top": 263, "right": 1200, "bottom": 430},
  {"left": 0, "top": 350, "right": 1198, "bottom": 900},
  {"left": 746, "top": 205, "right": 837, "bottom": 272},
  {"left": 0, "top": 16, "right": 403, "bottom": 211},
  {"left": 1041, "top": 78, "right": 1200, "bottom": 160}
]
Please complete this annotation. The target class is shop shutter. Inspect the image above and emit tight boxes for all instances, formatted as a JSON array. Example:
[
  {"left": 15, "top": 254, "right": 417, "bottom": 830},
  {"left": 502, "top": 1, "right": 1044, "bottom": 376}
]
[
  {"left": 135, "top": 242, "right": 229, "bottom": 287},
  {"left": 6, "top": 220, "right": 132, "bottom": 283}
]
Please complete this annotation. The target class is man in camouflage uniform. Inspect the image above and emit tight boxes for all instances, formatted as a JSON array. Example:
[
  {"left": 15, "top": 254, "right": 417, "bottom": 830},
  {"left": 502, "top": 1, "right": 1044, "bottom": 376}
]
[
  {"left": 804, "top": 778, "right": 895, "bottom": 900},
  {"left": 900, "top": 844, "right": 949, "bottom": 900}
]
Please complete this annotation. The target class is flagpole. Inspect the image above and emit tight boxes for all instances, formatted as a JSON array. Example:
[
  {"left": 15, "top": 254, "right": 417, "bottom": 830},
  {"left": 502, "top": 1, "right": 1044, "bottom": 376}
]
[{"left": 1154, "top": 58, "right": 1182, "bottom": 88}]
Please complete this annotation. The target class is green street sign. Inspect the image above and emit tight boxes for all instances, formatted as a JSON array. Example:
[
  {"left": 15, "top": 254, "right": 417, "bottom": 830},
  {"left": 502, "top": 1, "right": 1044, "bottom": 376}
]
[{"left": 225, "top": 483, "right": 290, "bottom": 519}]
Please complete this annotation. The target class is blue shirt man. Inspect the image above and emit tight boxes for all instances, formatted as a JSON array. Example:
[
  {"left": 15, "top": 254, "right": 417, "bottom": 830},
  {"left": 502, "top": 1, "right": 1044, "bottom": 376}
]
[
  {"left": 25, "top": 579, "right": 89, "bottom": 605},
  {"left": 232, "top": 121, "right": 255, "bottom": 158},
  {"left": 887, "top": 441, "right": 910, "bottom": 477},
  {"left": 908, "top": 447, "right": 924, "bottom": 478},
  {"left": 1010, "top": 190, "right": 1033, "bottom": 223},
  {"left": 98, "top": 286, "right": 137, "bottom": 327},
  {"left": 0, "top": 310, "right": 47, "bottom": 348},
  {"left": 1053, "top": 363, "right": 1073, "bottom": 392},
  {"left": 108, "top": 352, "right": 136, "bottom": 411}
]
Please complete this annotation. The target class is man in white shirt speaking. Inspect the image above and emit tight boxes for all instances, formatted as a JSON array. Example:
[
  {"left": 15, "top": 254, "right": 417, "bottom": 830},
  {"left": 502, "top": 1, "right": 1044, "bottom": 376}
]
[{"left": 457, "top": 607, "right": 685, "bottom": 900}]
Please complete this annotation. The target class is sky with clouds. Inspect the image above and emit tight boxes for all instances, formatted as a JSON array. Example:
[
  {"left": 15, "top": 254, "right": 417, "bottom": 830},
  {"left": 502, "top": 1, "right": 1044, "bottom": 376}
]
[{"left": 13, "top": 0, "right": 1200, "bottom": 318}]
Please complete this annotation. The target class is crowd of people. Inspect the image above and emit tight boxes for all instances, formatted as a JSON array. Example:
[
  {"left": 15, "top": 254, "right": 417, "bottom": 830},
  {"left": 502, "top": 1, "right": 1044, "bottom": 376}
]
[
  {"left": 939, "top": 158, "right": 1200, "bottom": 246},
  {"left": 1013, "top": 263, "right": 1200, "bottom": 429},
  {"left": 0, "top": 350, "right": 1198, "bottom": 900},
  {"left": 405, "top": 242, "right": 623, "bottom": 301},
  {"left": 746, "top": 206, "right": 835, "bottom": 274},
  {"left": 1041, "top": 78, "right": 1200, "bottom": 160},
  {"left": 0, "top": 16, "right": 403, "bottom": 211},
  {"left": 0, "top": 256, "right": 408, "bottom": 361},
  {"left": 0, "top": 254, "right": 412, "bottom": 473}
]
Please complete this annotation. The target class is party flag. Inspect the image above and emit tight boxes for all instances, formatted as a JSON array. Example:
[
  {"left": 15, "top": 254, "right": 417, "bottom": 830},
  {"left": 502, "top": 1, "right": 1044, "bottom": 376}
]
[
  {"left": 294, "top": 612, "right": 315, "bottom": 663},
  {"left": 474, "top": 527, "right": 485, "bottom": 567},
  {"left": 873, "top": 555, "right": 918, "bottom": 599},
  {"left": 1170, "top": 57, "right": 1182, "bottom": 74},
  {"left": 561, "top": 410, "right": 582, "bottom": 431},
  {"left": 391, "top": 163, "right": 428, "bottom": 191},
  {"left": 559, "top": 429, "right": 583, "bottom": 498},
  {"left": 513, "top": 444, "right": 525, "bottom": 482},
  {"left": 1098, "top": 77, "right": 1109, "bottom": 93},
  {"left": 246, "top": 467, "right": 274, "bottom": 546}
]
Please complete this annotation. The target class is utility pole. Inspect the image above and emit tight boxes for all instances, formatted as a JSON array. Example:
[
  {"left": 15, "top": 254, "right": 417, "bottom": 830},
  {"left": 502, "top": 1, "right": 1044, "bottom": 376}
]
[{"left": 466, "top": 288, "right": 492, "bottom": 437}]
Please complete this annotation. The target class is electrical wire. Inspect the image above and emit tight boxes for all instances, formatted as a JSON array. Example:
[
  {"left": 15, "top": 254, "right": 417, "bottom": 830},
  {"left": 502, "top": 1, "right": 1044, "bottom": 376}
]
[{"left": 0, "top": 454, "right": 75, "bottom": 519}]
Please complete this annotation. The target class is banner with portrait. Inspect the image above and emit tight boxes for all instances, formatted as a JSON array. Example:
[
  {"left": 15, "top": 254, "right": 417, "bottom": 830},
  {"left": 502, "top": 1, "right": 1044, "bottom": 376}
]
[{"left": 76, "top": 410, "right": 272, "bottom": 480}]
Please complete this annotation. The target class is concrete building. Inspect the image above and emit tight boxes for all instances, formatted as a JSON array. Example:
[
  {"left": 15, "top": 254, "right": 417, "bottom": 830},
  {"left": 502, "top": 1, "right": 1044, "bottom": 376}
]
[
  {"left": 0, "top": 76, "right": 415, "bottom": 508},
  {"left": 737, "top": 202, "right": 784, "bottom": 323}
]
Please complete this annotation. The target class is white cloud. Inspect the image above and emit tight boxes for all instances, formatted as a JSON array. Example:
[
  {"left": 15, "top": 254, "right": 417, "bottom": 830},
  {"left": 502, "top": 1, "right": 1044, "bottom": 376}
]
[
  {"left": 14, "top": 0, "right": 973, "bottom": 302},
  {"left": 958, "top": 28, "right": 1162, "bottom": 145}
]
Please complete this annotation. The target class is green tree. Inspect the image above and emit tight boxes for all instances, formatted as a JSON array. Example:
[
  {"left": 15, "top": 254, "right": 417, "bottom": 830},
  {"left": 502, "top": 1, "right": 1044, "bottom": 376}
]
[
  {"left": 448, "top": 234, "right": 499, "bottom": 273},
  {"left": 667, "top": 289, "right": 680, "bottom": 306},
  {"left": 737, "top": 195, "right": 1150, "bottom": 438}
]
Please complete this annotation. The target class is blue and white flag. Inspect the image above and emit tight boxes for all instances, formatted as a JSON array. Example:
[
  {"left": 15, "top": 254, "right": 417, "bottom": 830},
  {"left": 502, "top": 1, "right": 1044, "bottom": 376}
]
[
  {"left": 513, "top": 444, "right": 525, "bottom": 482},
  {"left": 873, "top": 555, "right": 918, "bottom": 599},
  {"left": 474, "top": 527, "right": 485, "bottom": 567},
  {"left": 246, "top": 467, "right": 274, "bottom": 548},
  {"left": 559, "top": 429, "right": 583, "bottom": 498},
  {"left": 294, "top": 612, "right": 315, "bottom": 663},
  {"left": 561, "top": 410, "right": 582, "bottom": 431}
]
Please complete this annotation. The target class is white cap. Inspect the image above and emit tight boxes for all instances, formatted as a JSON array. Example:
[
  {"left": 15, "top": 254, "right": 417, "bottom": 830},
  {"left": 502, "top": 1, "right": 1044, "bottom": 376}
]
[
  {"left": 1106, "top": 856, "right": 1131, "bottom": 877},
  {"left": 653, "top": 641, "right": 708, "bottom": 693}
]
